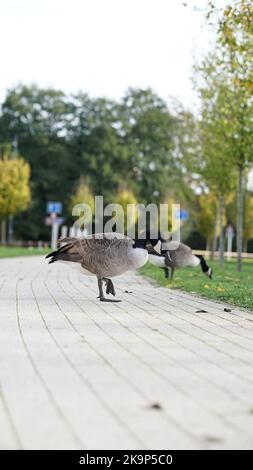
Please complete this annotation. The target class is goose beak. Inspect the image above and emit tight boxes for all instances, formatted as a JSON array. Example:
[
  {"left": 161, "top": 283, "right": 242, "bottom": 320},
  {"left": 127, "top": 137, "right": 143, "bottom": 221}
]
[{"left": 152, "top": 240, "right": 161, "bottom": 255}]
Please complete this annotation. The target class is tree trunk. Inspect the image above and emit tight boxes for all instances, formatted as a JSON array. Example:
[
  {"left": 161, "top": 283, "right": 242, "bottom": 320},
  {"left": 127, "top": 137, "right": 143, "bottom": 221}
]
[
  {"left": 237, "top": 166, "right": 244, "bottom": 272},
  {"left": 219, "top": 194, "right": 224, "bottom": 267},
  {"left": 211, "top": 204, "right": 218, "bottom": 260},
  {"left": 1, "top": 220, "right": 6, "bottom": 244},
  {"left": 8, "top": 215, "right": 14, "bottom": 244}
]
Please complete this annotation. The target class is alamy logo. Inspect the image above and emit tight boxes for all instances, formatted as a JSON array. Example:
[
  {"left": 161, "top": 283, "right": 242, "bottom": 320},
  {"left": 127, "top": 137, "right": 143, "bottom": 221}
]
[{"left": 72, "top": 196, "right": 182, "bottom": 248}]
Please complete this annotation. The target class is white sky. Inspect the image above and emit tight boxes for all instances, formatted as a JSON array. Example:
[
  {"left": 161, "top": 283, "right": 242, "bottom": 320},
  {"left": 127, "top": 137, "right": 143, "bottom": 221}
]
[
  {"left": 0, "top": 0, "right": 214, "bottom": 109},
  {"left": 2, "top": 1, "right": 252, "bottom": 187}
]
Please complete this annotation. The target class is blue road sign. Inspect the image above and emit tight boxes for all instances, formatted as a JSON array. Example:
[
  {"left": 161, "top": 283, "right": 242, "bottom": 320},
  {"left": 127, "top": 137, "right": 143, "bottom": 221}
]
[
  {"left": 47, "top": 201, "right": 63, "bottom": 215},
  {"left": 180, "top": 210, "right": 189, "bottom": 221},
  {"left": 175, "top": 209, "right": 189, "bottom": 221}
]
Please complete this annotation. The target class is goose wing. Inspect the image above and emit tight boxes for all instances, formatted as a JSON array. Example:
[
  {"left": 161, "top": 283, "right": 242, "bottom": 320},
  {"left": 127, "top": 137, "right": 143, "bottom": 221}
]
[
  {"left": 47, "top": 233, "right": 133, "bottom": 276},
  {"left": 163, "top": 242, "right": 193, "bottom": 268}
]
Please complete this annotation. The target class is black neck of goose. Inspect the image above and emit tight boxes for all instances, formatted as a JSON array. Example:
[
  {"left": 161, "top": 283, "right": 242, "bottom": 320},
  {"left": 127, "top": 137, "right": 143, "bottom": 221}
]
[
  {"left": 196, "top": 255, "right": 209, "bottom": 273},
  {"left": 133, "top": 238, "right": 148, "bottom": 249},
  {"left": 133, "top": 231, "right": 160, "bottom": 249}
]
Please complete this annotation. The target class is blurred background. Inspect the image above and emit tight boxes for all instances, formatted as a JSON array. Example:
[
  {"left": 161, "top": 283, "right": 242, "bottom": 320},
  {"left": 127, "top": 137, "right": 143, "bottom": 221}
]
[{"left": 0, "top": 0, "right": 253, "bottom": 274}]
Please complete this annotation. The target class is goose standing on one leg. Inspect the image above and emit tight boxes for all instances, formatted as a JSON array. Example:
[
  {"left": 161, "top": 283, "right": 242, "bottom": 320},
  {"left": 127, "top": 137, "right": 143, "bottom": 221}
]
[
  {"left": 46, "top": 232, "right": 161, "bottom": 302},
  {"left": 148, "top": 241, "right": 213, "bottom": 281}
]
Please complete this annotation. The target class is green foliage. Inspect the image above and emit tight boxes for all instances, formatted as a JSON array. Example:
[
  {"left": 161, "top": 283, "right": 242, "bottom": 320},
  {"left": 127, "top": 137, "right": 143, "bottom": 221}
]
[
  {"left": 68, "top": 179, "right": 94, "bottom": 216},
  {"left": 244, "top": 192, "right": 253, "bottom": 245},
  {"left": 140, "top": 259, "right": 253, "bottom": 310},
  {"left": 68, "top": 179, "right": 95, "bottom": 229},
  {"left": 119, "top": 89, "right": 180, "bottom": 204},
  {"left": 193, "top": 0, "right": 253, "bottom": 268},
  {"left": 0, "top": 246, "right": 49, "bottom": 258},
  {"left": 202, "top": 0, "right": 253, "bottom": 173},
  {"left": 0, "top": 85, "right": 75, "bottom": 239},
  {"left": 194, "top": 193, "right": 217, "bottom": 244},
  {"left": 0, "top": 85, "right": 185, "bottom": 240},
  {"left": 227, "top": 189, "right": 253, "bottom": 247},
  {"left": 193, "top": 57, "right": 237, "bottom": 197},
  {"left": 114, "top": 186, "right": 138, "bottom": 231}
]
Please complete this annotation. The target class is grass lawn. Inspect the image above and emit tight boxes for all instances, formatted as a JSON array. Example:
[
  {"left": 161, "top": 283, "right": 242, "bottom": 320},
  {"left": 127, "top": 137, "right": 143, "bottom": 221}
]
[
  {"left": 0, "top": 246, "right": 50, "bottom": 258},
  {"left": 139, "top": 259, "right": 253, "bottom": 310}
]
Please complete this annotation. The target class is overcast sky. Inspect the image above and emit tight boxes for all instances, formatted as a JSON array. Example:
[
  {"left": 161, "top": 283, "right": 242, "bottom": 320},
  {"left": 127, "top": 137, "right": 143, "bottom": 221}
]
[
  {"left": 2, "top": 1, "right": 252, "bottom": 187},
  {"left": 0, "top": 0, "right": 214, "bottom": 109}
]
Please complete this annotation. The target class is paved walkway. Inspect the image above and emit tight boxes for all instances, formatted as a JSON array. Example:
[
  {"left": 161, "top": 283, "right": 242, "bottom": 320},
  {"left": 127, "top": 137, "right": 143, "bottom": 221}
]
[{"left": 0, "top": 256, "right": 253, "bottom": 449}]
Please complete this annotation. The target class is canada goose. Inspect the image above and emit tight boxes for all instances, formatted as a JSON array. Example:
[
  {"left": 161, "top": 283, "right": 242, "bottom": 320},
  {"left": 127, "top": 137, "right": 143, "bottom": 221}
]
[
  {"left": 46, "top": 232, "right": 161, "bottom": 302},
  {"left": 148, "top": 240, "right": 213, "bottom": 281}
]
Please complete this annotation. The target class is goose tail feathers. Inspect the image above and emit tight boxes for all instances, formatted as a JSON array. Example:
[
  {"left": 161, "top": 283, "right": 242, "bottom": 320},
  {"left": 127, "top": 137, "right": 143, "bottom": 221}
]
[{"left": 45, "top": 242, "right": 74, "bottom": 264}]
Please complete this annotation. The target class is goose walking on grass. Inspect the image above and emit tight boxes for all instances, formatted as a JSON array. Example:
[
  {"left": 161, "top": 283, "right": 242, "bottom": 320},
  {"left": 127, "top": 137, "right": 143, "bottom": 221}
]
[
  {"left": 46, "top": 232, "right": 161, "bottom": 302},
  {"left": 148, "top": 240, "right": 213, "bottom": 281}
]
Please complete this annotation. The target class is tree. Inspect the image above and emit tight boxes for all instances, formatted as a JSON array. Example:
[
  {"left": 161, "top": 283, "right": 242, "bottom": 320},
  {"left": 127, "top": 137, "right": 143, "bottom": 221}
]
[
  {"left": 244, "top": 192, "right": 253, "bottom": 251},
  {"left": 218, "top": 0, "right": 253, "bottom": 270},
  {"left": 0, "top": 85, "right": 74, "bottom": 240},
  {"left": 227, "top": 189, "right": 253, "bottom": 252},
  {"left": 195, "top": 192, "right": 218, "bottom": 252},
  {"left": 120, "top": 88, "right": 181, "bottom": 204},
  {"left": 204, "top": 0, "right": 253, "bottom": 270},
  {"left": 68, "top": 178, "right": 94, "bottom": 232},
  {"left": 0, "top": 85, "right": 191, "bottom": 241},
  {"left": 0, "top": 150, "right": 30, "bottom": 243},
  {"left": 182, "top": 76, "right": 237, "bottom": 265},
  {"left": 71, "top": 95, "right": 129, "bottom": 201},
  {"left": 199, "top": 84, "right": 237, "bottom": 266}
]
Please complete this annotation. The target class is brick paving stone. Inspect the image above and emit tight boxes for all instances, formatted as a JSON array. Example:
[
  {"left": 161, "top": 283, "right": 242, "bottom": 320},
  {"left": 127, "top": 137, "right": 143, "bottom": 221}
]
[{"left": 0, "top": 256, "right": 253, "bottom": 449}]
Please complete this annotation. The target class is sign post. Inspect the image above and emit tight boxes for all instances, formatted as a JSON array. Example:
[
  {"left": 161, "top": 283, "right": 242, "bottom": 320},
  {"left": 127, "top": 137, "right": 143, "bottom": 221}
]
[
  {"left": 46, "top": 202, "right": 63, "bottom": 250},
  {"left": 51, "top": 222, "right": 59, "bottom": 251},
  {"left": 60, "top": 225, "right": 68, "bottom": 239}
]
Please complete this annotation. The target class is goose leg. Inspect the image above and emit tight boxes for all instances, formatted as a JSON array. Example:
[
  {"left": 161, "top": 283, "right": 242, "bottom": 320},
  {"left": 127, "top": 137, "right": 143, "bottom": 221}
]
[
  {"left": 97, "top": 278, "right": 121, "bottom": 302},
  {"left": 163, "top": 267, "right": 170, "bottom": 279},
  {"left": 170, "top": 267, "right": 175, "bottom": 281},
  {"left": 103, "top": 278, "right": 116, "bottom": 296}
]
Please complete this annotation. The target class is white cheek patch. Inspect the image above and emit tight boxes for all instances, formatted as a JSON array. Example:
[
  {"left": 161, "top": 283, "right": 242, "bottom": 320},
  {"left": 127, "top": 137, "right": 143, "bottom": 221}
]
[{"left": 152, "top": 240, "right": 161, "bottom": 255}]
